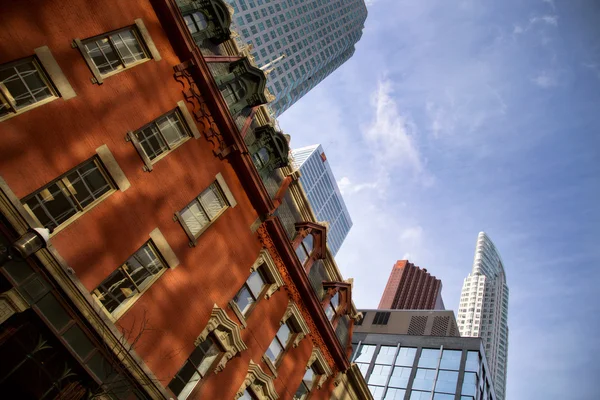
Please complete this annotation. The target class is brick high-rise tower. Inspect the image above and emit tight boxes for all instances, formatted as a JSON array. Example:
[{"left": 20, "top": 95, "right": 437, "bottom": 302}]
[{"left": 378, "top": 260, "right": 444, "bottom": 310}]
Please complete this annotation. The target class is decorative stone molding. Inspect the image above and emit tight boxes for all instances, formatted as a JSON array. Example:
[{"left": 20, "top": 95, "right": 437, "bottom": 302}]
[
  {"left": 251, "top": 249, "right": 285, "bottom": 299},
  {"left": 235, "top": 360, "right": 278, "bottom": 400},
  {"left": 281, "top": 301, "right": 310, "bottom": 348},
  {"left": 195, "top": 304, "right": 247, "bottom": 372},
  {"left": 0, "top": 288, "right": 29, "bottom": 325},
  {"left": 306, "top": 347, "right": 333, "bottom": 389},
  {"left": 256, "top": 224, "right": 336, "bottom": 370}
]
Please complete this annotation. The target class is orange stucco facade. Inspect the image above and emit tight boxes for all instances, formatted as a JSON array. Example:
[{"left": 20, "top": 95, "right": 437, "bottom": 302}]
[{"left": 0, "top": 0, "right": 364, "bottom": 399}]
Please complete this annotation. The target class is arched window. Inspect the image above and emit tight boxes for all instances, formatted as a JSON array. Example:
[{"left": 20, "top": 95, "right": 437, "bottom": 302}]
[
  {"left": 220, "top": 80, "right": 247, "bottom": 108},
  {"left": 184, "top": 11, "right": 208, "bottom": 34},
  {"left": 252, "top": 147, "right": 270, "bottom": 169}
]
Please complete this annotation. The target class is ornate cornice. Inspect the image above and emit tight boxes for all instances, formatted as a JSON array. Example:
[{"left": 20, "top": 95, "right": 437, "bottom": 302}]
[
  {"left": 256, "top": 224, "right": 340, "bottom": 373},
  {"left": 235, "top": 360, "right": 278, "bottom": 400},
  {"left": 196, "top": 304, "right": 247, "bottom": 373}
]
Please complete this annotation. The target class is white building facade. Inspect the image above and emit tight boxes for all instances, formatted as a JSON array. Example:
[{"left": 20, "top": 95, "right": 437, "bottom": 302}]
[
  {"left": 291, "top": 144, "right": 352, "bottom": 256},
  {"left": 457, "top": 232, "right": 509, "bottom": 400}
]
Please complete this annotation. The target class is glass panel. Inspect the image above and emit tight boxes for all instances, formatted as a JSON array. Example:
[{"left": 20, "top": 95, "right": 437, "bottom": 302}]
[
  {"left": 388, "top": 366, "right": 412, "bottom": 389},
  {"left": 192, "top": 12, "right": 208, "bottom": 31},
  {"left": 368, "top": 364, "right": 391, "bottom": 386},
  {"left": 247, "top": 269, "right": 266, "bottom": 298},
  {"left": 325, "top": 303, "right": 335, "bottom": 321},
  {"left": 63, "top": 325, "right": 95, "bottom": 359},
  {"left": 233, "top": 285, "right": 254, "bottom": 315},
  {"left": 86, "top": 352, "right": 114, "bottom": 381},
  {"left": 85, "top": 38, "right": 122, "bottom": 74},
  {"left": 24, "top": 182, "right": 78, "bottom": 230},
  {"left": 433, "top": 394, "right": 455, "bottom": 400},
  {"left": 66, "top": 160, "right": 111, "bottom": 208},
  {"left": 330, "top": 292, "right": 340, "bottom": 309},
  {"left": 302, "top": 234, "right": 313, "bottom": 252},
  {"left": 276, "top": 322, "right": 291, "bottom": 345},
  {"left": 462, "top": 372, "right": 477, "bottom": 396},
  {"left": 180, "top": 200, "right": 209, "bottom": 236},
  {"left": 368, "top": 385, "right": 385, "bottom": 400},
  {"left": 137, "top": 125, "right": 168, "bottom": 160},
  {"left": 435, "top": 370, "right": 459, "bottom": 394},
  {"left": 395, "top": 347, "right": 417, "bottom": 367},
  {"left": 355, "top": 344, "right": 376, "bottom": 363},
  {"left": 418, "top": 348, "right": 440, "bottom": 368},
  {"left": 126, "top": 245, "right": 164, "bottom": 291},
  {"left": 200, "top": 184, "right": 226, "bottom": 219},
  {"left": 440, "top": 349, "right": 462, "bottom": 370},
  {"left": 35, "top": 293, "right": 71, "bottom": 331},
  {"left": 384, "top": 388, "right": 406, "bottom": 400},
  {"left": 265, "top": 336, "right": 284, "bottom": 362},
  {"left": 412, "top": 368, "right": 436, "bottom": 391},
  {"left": 303, "top": 366, "right": 316, "bottom": 389},
  {"left": 157, "top": 112, "right": 187, "bottom": 147},
  {"left": 110, "top": 29, "right": 146, "bottom": 66},
  {"left": 173, "top": 360, "right": 200, "bottom": 399},
  {"left": 184, "top": 15, "right": 198, "bottom": 34},
  {"left": 193, "top": 338, "right": 220, "bottom": 376},
  {"left": 410, "top": 391, "right": 431, "bottom": 400},
  {"left": 465, "top": 351, "right": 479, "bottom": 372},
  {"left": 96, "top": 267, "right": 135, "bottom": 314},
  {"left": 357, "top": 362, "right": 370, "bottom": 376},
  {"left": 295, "top": 244, "right": 308, "bottom": 264},
  {"left": 376, "top": 345, "right": 396, "bottom": 365},
  {"left": 0, "top": 60, "right": 53, "bottom": 110},
  {"left": 239, "top": 389, "right": 256, "bottom": 400}
]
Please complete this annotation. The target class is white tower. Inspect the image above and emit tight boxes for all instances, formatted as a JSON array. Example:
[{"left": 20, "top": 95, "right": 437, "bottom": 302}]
[{"left": 457, "top": 232, "right": 509, "bottom": 400}]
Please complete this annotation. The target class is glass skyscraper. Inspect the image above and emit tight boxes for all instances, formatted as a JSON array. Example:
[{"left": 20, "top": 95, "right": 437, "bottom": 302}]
[
  {"left": 291, "top": 144, "right": 352, "bottom": 256},
  {"left": 457, "top": 232, "right": 509, "bottom": 400},
  {"left": 225, "top": 0, "right": 368, "bottom": 116}
]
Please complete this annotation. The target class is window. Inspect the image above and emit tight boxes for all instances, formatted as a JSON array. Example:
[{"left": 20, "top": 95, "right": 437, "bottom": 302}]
[
  {"left": 435, "top": 370, "right": 459, "bottom": 394},
  {"left": 232, "top": 269, "right": 267, "bottom": 316},
  {"left": 0, "top": 57, "right": 56, "bottom": 119},
  {"left": 82, "top": 27, "right": 148, "bottom": 76},
  {"left": 22, "top": 157, "right": 114, "bottom": 231},
  {"left": 177, "top": 178, "right": 232, "bottom": 242},
  {"left": 388, "top": 366, "right": 411, "bottom": 389},
  {"left": 395, "top": 347, "right": 417, "bottom": 367},
  {"left": 184, "top": 12, "right": 208, "bottom": 34},
  {"left": 129, "top": 109, "right": 191, "bottom": 167},
  {"left": 168, "top": 336, "right": 222, "bottom": 399},
  {"left": 410, "top": 391, "right": 431, "bottom": 400},
  {"left": 295, "top": 233, "right": 312, "bottom": 264},
  {"left": 266, "top": 321, "right": 293, "bottom": 363},
  {"left": 252, "top": 148, "right": 270, "bottom": 170},
  {"left": 294, "top": 365, "right": 317, "bottom": 399},
  {"left": 220, "top": 80, "right": 247, "bottom": 108},
  {"left": 325, "top": 291, "right": 338, "bottom": 321},
  {"left": 93, "top": 241, "right": 166, "bottom": 318},
  {"left": 440, "top": 349, "right": 462, "bottom": 370},
  {"left": 412, "top": 368, "right": 437, "bottom": 391},
  {"left": 368, "top": 364, "right": 391, "bottom": 386},
  {"left": 238, "top": 389, "right": 257, "bottom": 400},
  {"left": 418, "top": 348, "right": 440, "bottom": 369}
]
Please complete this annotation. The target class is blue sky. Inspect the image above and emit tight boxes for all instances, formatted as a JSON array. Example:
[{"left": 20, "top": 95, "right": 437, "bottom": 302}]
[{"left": 278, "top": 0, "right": 600, "bottom": 399}]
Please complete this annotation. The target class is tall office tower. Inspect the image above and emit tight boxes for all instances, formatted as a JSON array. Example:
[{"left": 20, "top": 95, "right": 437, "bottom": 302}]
[
  {"left": 457, "top": 232, "right": 509, "bottom": 400},
  {"left": 292, "top": 145, "right": 352, "bottom": 255},
  {"left": 378, "top": 260, "right": 445, "bottom": 310},
  {"left": 352, "top": 309, "right": 497, "bottom": 400},
  {"left": 226, "top": 0, "right": 368, "bottom": 116}
]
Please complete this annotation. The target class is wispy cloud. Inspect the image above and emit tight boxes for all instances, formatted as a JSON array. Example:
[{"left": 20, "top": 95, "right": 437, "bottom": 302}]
[
  {"left": 532, "top": 70, "right": 559, "bottom": 88},
  {"left": 364, "top": 79, "right": 426, "bottom": 177},
  {"left": 337, "top": 176, "right": 380, "bottom": 195},
  {"left": 530, "top": 15, "right": 558, "bottom": 26},
  {"left": 542, "top": 0, "right": 556, "bottom": 11}
]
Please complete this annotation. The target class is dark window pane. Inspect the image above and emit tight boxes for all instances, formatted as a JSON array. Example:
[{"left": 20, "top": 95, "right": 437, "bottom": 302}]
[
  {"left": 36, "top": 293, "right": 71, "bottom": 331},
  {"left": 63, "top": 325, "right": 95, "bottom": 359},
  {"left": 110, "top": 30, "right": 146, "bottom": 66},
  {"left": 85, "top": 38, "right": 122, "bottom": 74}
]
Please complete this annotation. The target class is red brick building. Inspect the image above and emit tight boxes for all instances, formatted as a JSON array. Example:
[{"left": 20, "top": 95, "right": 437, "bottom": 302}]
[
  {"left": 378, "top": 260, "right": 444, "bottom": 311},
  {"left": 0, "top": 0, "right": 370, "bottom": 399}
]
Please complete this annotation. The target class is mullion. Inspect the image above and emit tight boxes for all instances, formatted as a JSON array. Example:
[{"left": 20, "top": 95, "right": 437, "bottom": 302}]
[
  {"left": 106, "top": 36, "right": 126, "bottom": 70},
  {"left": 92, "top": 38, "right": 119, "bottom": 72},
  {"left": 196, "top": 195, "right": 212, "bottom": 223},
  {"left": 119, "top": 264, "right": 141, "bottom": 293},
  {"left": 11, "top": 65, "right": 38, "bottom": 103},
  {"left": 59, "top": 179, "right": 85, "bottom": 212},
  {"left": 111, "top": 32, "right": 131, "bottom": 66},
  {"left": 155, "top": 120, "right": 173, "bottom": 150}
]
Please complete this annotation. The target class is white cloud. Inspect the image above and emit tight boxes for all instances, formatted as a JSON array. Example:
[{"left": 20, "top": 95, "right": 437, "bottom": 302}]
[
  {"left": 532, "top": 70, "right": 559, "bottom": 88},
  {"left": 530, "top": 15, "right": 558, "bottom": 26},
  {"left": 513, "top": 25, "right": 524, "bottom": 35},
  {"left": 364, "top": 79, "right": 425, "bottom": 176},
  {"left": 337, "top": 176, "right": 380, "bottom": 195}
]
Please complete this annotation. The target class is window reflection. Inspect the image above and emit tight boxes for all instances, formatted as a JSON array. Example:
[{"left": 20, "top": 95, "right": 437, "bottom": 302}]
[
  {"left": 384, "top": 388, "right": 405, "bottom": 400},
  {"left": 388, "top": 366, "right": 411, "bottom": 389},
  {"left": 412, "top": 368, "right": 436, "bottom": 391},
  {"left": 395, "top": 347, "right": 417, "bottom": 367},
  {"left": 440, "top": 349, "right": 462, "bottom": 370},
  {"left": 418, "top": 348, "right": 440, "bottom": 369},
  {"left": 462, "top": 372, "right": 477, "bottom": 396},
  {"left": 435, "top": 370, "right": 459, "bottom": 394},
  {"left": 368, "top": 364, "right": 391, "bottom": 386},
  {"left": 376, "top": 346, "right": 396, "bottom": 365}
]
